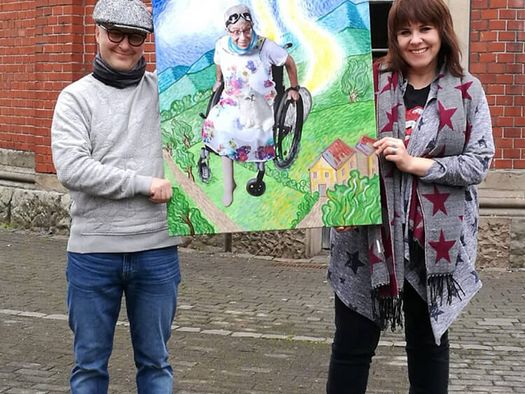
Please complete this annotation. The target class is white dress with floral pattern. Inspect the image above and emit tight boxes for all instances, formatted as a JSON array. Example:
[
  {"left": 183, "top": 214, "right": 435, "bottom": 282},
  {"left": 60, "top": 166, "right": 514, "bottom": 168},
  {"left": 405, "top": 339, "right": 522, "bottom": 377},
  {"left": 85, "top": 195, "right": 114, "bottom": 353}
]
[{"left": 202, "top": 36, "right": 288, "bottom": 162}]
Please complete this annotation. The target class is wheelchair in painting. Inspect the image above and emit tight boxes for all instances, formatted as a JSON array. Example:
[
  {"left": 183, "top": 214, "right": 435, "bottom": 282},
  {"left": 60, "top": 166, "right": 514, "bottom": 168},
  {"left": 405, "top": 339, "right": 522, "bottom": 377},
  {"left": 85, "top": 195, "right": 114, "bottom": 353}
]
[{"left": 198, "top": 44, "right": 311, "bottom": 197}]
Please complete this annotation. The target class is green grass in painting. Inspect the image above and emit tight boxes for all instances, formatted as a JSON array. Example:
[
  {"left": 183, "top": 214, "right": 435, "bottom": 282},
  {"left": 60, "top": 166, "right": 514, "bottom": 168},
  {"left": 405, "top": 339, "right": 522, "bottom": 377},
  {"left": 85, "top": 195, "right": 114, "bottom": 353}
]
[
  {"left": 160, "top": 46, "right": 379, "bottom": 233},
  {"left": 187, "top": 145, "right": 305, "bottom": 231},
  {"left": 163, "top": 161, "right": 217, "bottom": 236}
]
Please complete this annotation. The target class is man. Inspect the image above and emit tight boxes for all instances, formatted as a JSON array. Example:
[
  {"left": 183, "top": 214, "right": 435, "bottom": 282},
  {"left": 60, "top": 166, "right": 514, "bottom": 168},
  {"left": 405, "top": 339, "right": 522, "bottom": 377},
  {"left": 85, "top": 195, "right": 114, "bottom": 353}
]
[{"left": 51, "top": 0, "right": 180, "bottom": 392}]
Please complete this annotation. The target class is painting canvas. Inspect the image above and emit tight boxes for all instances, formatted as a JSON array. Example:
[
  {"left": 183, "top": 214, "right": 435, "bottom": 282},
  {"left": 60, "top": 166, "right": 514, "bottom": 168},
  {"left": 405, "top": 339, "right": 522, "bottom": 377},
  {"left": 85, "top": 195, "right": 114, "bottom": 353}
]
[{"left": 152, "top": 0, "right": 381, "bottom": 236}]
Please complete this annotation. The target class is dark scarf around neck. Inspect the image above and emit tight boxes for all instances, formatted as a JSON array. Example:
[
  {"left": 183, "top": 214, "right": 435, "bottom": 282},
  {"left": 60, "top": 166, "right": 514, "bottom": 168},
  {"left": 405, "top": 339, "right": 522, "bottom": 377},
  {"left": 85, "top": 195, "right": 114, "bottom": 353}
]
[{"left": 92, "top": 53, "right": 146, "bottom": 89}]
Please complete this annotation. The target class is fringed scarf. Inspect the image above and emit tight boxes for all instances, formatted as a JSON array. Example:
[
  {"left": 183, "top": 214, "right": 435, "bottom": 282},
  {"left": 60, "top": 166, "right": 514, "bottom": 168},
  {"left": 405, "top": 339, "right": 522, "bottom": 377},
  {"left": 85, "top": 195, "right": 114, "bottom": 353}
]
[{"left": 370, "top": 63, "right": 476, "bottom": 328}]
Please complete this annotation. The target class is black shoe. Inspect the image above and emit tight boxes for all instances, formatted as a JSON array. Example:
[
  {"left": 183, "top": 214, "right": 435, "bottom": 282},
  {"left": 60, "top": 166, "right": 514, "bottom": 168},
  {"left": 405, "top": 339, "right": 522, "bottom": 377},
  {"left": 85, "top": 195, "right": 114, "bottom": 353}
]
[{"left": 198, "top": 148, "right": 211, "bottom": 183}]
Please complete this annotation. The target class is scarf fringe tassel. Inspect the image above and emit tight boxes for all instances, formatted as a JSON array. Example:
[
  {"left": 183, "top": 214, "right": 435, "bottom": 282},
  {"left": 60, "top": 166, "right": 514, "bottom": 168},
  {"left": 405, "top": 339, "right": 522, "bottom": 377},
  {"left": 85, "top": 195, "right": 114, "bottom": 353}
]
[
  {"left": 371, "top": 290, "right": 404, "bottom": 331},
  {"left": 428, "top": 275, "right": 466, "bottom": 306}
]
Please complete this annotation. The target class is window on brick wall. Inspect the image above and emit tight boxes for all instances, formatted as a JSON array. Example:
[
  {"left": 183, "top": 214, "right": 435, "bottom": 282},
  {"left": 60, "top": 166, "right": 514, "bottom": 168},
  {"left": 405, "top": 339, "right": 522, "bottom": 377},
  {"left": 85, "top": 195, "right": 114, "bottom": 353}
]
[{"left": 369, "top": 0, "right": 393, "bottom": 58}]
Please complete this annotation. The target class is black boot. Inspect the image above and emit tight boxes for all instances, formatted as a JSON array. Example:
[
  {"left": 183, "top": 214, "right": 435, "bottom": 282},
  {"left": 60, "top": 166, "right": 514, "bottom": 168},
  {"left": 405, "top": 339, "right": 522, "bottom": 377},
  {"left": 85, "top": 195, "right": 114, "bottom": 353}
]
[{"left": 198, "top": 147, "right": 211, "bottom": 183}]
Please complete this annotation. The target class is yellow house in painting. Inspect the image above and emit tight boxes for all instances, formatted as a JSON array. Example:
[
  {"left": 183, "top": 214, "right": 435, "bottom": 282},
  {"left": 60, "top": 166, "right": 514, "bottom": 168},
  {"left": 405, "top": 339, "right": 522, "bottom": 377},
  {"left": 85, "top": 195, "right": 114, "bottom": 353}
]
[
  {"left": 309, "top": 137, "right": 378, "bottom": 196},
  {"left": 309, "top": 139, "right": 357, "bottom": 196},
  {"left": 355, "top": 135, "right": 379, "bottom": 177}
]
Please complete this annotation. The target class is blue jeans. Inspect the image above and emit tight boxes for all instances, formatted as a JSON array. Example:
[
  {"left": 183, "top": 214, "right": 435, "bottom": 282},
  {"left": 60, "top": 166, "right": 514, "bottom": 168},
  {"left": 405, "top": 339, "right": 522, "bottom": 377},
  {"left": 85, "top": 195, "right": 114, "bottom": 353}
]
[{"left": 66, "top": 246, "right": 180, "bottom": 394}]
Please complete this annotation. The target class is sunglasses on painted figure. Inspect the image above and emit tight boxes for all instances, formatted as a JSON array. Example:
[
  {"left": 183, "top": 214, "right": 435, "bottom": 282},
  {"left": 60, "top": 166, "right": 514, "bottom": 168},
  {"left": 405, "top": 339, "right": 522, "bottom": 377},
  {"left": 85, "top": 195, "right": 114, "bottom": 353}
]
[{"left": 225, "top": 12, "right": 253, "bottom": 27}]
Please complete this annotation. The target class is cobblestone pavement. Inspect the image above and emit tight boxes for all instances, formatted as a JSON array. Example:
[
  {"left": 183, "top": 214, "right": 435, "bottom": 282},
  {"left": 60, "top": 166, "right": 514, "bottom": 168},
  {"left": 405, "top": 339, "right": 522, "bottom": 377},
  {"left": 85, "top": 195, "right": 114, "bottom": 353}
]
[{"left": 0, "top": 228, "right": 524, "bottom": 393}]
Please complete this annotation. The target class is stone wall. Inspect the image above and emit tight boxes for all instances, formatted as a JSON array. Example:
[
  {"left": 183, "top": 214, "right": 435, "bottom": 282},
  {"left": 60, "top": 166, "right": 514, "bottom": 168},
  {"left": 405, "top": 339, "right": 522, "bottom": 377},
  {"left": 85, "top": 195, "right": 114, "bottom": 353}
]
[
  {"left": 477, "top": 217, "right": 511, "bottom": 269},
  {"left": 186, "top": 231, "right": 309, "bottom": 259},
  {"left": 0, "top": 185, "right": 70, "bottom": 234},
  {"left": 510, "top": 219, "right": 525, "bottom": 269},
  {"left": 232, "top": 230, "right": 308, "bottom": 259}
]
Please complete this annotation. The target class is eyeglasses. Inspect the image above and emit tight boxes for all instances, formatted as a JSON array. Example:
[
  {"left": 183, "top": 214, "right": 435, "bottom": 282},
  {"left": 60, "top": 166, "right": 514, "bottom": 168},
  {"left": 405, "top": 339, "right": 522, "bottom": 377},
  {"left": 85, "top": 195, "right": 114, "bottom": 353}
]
[
  {"left": 225, "top": 12, "right": 252, "bottom": 27},
  {"left": 228, "top": 27, "right": 252, "bottom": 38},
  {"left": 98, "top": 25, "right": 147, "bottom": 47}
]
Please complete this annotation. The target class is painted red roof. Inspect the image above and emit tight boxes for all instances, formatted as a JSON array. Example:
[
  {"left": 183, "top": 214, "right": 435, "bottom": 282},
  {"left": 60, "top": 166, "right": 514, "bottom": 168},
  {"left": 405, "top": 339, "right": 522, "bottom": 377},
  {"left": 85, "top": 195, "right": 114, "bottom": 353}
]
[{"left": 322, "top": 139, "right": 354, "bottom": 169}]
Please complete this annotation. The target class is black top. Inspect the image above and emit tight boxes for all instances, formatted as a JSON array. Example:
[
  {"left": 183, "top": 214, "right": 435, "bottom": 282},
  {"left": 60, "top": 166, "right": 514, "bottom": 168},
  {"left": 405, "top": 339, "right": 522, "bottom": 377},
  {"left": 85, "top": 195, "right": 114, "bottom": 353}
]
[{"left": 404, "top": 83, "right": 430, "bottom": 110}]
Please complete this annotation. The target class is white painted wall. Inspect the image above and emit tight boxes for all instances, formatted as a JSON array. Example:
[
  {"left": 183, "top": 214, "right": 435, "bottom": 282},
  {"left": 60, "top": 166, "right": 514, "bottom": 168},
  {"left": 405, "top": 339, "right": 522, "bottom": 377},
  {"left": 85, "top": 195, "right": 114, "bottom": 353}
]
[{"left": 446, "top": 0, "right": 471, "bottom": 70}]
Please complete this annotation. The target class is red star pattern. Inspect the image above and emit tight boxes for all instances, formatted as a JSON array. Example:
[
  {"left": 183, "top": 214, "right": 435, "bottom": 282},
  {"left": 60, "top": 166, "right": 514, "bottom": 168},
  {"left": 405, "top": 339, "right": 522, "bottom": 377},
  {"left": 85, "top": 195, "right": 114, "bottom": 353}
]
[
  {"left": 438, "top": 101, "right": 457, "bottom": 131},
  {"left": 422, "top": 185, "right": 450, "bottom": 215},
  {"left": 381, "top": 104, "right": 401, "bottom": 132},
  {"left": 369, "top": 245, "right": 382, "bottom": 266},
  {"left": 380, "top": 73, "right": 398, "bottom": 94},
  {"left": 428, "top": 230, "right": 456, "bottom": 263},
  {"left": 455, "top": 81, "right": 473, "bottom": 100},
  {"left": 412, "top": 207, "right": 424, "bottom": 243}
]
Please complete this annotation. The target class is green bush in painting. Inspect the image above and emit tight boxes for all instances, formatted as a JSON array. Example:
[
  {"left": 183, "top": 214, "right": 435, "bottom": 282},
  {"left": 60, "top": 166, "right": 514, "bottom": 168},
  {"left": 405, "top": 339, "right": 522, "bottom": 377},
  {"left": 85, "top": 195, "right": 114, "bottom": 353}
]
[
  {"left": 322, "top": 170, "right": 381, "bottom": 226},
  {"left": 166, "top": 90, "right": 209, "bottom": 119},
  {"left": 341, "top": 55, "right": 373, "bottom": 103},
  {"left": 291, "top": 191, "right": 320, "bottom": 228},
  {"left": 167, "top": 187, "right": 215, "bottom": 236},
  {"left": 265, "top": 165, "right": 310, "bottom": 194},
  {"left": 163, "top": 118, "right": 200, "bottom": 181}
]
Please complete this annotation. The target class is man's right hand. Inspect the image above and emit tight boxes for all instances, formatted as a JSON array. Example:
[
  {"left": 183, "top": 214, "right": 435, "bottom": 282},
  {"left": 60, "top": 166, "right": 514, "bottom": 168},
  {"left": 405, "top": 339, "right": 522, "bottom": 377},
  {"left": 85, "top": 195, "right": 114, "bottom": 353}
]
[{"left": 149, "top": 178, "right": 172, "bottom": 203}]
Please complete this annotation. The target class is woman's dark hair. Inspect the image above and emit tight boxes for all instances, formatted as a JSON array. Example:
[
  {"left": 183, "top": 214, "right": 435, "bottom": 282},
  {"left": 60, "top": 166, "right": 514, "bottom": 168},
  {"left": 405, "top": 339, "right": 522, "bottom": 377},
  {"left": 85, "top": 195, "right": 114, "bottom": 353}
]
[{"left": 381, "top": 0, "right": 463, "bottom": 77}]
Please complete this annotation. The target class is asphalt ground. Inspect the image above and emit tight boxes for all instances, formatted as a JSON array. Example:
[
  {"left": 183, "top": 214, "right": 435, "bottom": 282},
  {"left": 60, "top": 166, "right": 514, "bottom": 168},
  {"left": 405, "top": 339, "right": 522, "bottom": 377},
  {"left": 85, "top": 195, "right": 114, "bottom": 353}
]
[{"left": 0, "top": 228, "right": 524, "bottom": 393}]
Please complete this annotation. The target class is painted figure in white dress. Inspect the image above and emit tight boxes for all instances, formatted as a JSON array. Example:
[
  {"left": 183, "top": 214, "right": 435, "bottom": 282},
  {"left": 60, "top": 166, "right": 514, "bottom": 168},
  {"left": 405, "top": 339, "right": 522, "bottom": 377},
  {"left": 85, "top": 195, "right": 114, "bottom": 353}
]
[{"left": 201, "top": 4, "right": 300, "bottom": 206}]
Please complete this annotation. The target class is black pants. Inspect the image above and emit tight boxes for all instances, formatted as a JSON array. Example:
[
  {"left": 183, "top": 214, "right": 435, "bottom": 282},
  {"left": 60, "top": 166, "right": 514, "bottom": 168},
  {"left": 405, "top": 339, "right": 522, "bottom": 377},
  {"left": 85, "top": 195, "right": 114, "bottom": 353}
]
[{"left": 326, "top": 282, "right": 449, "bottom": 393}]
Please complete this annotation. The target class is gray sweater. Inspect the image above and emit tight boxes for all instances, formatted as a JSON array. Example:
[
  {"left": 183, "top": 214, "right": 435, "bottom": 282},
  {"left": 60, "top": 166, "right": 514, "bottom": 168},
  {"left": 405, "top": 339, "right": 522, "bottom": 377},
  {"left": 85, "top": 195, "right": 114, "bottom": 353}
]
[{"left": 51, "top": 72, "right": 179, "bottom": 253}]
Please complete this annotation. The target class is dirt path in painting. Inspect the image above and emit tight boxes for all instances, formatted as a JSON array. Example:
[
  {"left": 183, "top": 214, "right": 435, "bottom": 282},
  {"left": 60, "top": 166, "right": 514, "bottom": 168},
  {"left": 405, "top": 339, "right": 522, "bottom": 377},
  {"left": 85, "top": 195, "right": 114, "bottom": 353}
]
[
  {"left": 296, "top": 197, "right": 327, "bottom": 228},
  {"left": 164, "top": 151, "right": 242, "bottom": 233}
]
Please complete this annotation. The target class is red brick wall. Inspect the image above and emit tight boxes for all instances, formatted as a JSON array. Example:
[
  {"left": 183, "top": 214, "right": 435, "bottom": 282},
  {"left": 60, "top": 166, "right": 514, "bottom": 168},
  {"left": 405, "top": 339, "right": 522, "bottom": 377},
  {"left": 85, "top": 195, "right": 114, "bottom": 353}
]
[
  {"left": 470, "top": 0, "right": 525, "bottom": 169},
  {"left": 0, "top": 0, "right": 155, "bottom": 173},
  {"left": 0, "top": 1, "right": 523, "bottom": 173}
]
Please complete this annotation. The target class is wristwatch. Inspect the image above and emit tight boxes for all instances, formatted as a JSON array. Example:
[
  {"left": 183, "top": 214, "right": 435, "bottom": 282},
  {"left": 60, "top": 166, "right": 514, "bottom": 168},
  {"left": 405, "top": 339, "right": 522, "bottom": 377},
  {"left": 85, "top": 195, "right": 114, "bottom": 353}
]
[{"left": 289, "top": 85, "right": 300, "bottom": 91}]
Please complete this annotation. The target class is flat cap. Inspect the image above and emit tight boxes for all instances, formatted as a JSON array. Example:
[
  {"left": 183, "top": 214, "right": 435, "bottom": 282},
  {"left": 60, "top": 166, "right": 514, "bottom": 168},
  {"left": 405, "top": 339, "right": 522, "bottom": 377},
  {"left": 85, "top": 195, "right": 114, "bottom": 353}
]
[{"left": 93, "top": 0, "right": 153, "bottom": 34}]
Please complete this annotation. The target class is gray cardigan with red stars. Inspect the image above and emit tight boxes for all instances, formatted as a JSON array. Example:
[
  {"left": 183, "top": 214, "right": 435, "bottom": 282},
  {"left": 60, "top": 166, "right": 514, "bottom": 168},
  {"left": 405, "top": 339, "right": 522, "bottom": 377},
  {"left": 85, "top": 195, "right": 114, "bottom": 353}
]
[{"left": 328, "top": 69, "right": 494, "bottom": 344}]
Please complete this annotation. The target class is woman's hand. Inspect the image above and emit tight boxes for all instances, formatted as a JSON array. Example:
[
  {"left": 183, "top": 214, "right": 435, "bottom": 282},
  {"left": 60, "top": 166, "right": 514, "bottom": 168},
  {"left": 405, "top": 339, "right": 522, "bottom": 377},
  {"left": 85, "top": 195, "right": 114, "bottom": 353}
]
[
  {"left": 373, "top": 137, "right": 434, "bottom": 176},
  {"left": 374, "top": 137, "right": 410, "bottom": 168},
  {"left": 335, "top": 226, "right": 355, "bottom": 232}
]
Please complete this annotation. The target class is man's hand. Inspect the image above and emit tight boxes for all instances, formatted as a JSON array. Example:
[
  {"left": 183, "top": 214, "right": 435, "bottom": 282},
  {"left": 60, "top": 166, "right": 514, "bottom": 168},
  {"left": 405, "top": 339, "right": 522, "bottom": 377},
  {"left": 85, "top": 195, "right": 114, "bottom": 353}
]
[{"left": 149, "top": 178, "right": 172, "bottom": 203}]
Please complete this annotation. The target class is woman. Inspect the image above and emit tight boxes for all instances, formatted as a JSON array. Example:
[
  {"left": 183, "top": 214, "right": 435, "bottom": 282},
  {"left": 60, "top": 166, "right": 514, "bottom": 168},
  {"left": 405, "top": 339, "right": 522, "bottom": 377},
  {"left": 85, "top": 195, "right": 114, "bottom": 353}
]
[
  {"left": 326, "top": 0, "right": 494, "bottom": 393},
  {"left": 201, "top": 4, "right": 300, "bottom": 207}
]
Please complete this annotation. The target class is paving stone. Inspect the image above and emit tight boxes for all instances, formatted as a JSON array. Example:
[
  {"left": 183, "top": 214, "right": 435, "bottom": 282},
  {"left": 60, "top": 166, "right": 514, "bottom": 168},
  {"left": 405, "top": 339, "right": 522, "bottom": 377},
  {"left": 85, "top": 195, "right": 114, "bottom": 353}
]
[{"left": 0, "top": 229, "right": 524, "bottom": 393}]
